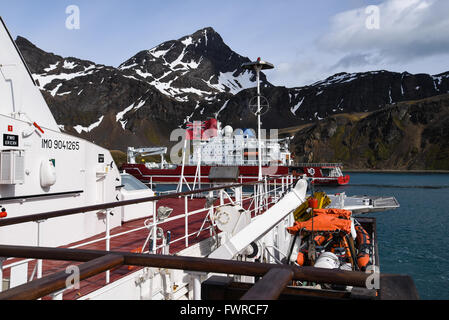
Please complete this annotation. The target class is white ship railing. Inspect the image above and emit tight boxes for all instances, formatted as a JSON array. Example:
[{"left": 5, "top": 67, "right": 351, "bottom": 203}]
[
  {"left": 293, "top": 163, "right": 344, "bottom": 167},
  {"left": 0, "top": 174, "right": 296, "bottom": 299}
]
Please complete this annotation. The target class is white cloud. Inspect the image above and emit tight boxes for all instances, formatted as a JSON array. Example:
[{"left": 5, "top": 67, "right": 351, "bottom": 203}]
[
  {"left": 270, "top": 58, "right": 331, "bottom": 88},
  {"left": 270, "top": 0, "right": 449, "bottom": 88},
  {"left": 320, "top": 0, "right": 449, "bottom": 65}
]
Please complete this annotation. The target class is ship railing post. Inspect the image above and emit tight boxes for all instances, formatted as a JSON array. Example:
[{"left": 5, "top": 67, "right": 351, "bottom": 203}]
[
  {"left": 264, "top": 176, "right": 269, "bottom": 210},
  {"left": 0, "top": 257, "right": 4, "bottom": 293},
  {"left": 274, "top": 178, "right": 277, "bottom": 201},
  {"left": 235, "top": 186, "right": 242, "bottom": 206},
  {"left": 208, "top": 191, "right": 214, "bottom": 237},
  {"left": 177, "top": 138, "right": 188, "bottom": 193},
  {"left": 274, "top": 178, "right": 277, "bottom": 202},
  {"left": 184, "top": 195, "right": 189, "bottom": 248},
  {"left": 254, "top": 185, "right": 259, "bottom": 215},
  {"left": 165, "top": 231, "right": 171, "bottom": 255},
  {"left": 240, "top": 186, "right": 243, "bottom": 205},
  {"left": 281, "top": 177, "right": 285, "bottom": 194},
  {"left": 190, "top": 272, "right": 204, "bottom": 300},
  {"left": 36, "top": 220, "right": 45, "bottom": 280},
  {"left": 199, "top": 156, "right": 202, "bottom": 190},
  {"left": 152, "top": 204, "right": 158, "bottom": 252},
  {"left": 219, "top": 188, "right": 224, "bottom": 206},
  {"left": 105, "top": 208, "right": 111, "bottom": 284}
]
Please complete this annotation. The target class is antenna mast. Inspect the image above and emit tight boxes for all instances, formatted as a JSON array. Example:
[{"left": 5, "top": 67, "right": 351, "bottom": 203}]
[{"left": 242, "top": 58, "right": 274, "bottom": 179}]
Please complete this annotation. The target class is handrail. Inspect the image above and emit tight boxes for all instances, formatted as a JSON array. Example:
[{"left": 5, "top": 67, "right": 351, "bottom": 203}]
[
  {"left": 241, "top": 268, "right": 294, "bottom": 300},
  {"left": 0, "top": 244, "right": 419, "bottom": 301},
  {"left": 0, "top": 190, "right": 83, "bottom": 202},
  {"left": 0, "top": 245, "right": 372, "bottom": 288},
  {"left": 0, "top": 254, "right": 125, "bottom": 300},
  {"left": 0, "top": 175, "right": 294, "bottom": 227},
  {"left": 0, "top": 180, "right": 285, "bottom": 269}
]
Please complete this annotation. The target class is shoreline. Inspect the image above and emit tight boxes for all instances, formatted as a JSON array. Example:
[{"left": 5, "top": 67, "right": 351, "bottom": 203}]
[{"left": 344, "top": 169, "right": 449, "bottom": 174}]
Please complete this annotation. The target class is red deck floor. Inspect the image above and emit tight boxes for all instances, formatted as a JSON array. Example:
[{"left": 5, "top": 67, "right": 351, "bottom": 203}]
[
  {"left": 3, "top": 197, "right": 217, "bottom": 300},
  {"left": 2, "top": 195, "right": 273, "bottom": 300}
]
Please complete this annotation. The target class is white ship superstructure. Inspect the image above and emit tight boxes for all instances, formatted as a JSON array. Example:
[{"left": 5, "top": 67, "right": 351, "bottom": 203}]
[{"left": 189, "top": 122, "right": 293, "bottom": 167}]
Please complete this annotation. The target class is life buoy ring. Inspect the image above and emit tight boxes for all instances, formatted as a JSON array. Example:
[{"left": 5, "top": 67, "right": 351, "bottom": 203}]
[{"left": 307, "top": 168, "right": 316, "bottom": 176}]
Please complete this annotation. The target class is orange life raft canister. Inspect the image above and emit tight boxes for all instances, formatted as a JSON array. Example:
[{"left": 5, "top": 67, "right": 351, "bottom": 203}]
[{"left": 355, "top": 225, "right": 372, "bottom": 271}]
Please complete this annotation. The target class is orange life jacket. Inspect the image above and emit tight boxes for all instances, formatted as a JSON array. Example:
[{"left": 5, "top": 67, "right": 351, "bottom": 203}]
[
  {"left": 313, "top": 208, "right": 352, "bottom": 219},
  {"left": 287, "top": 214, "right": 352, "bottom": 235}
]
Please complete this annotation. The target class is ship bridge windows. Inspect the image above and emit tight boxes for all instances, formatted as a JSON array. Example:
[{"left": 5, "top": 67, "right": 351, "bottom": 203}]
[
  {"left": 321, "top": 168, "right": 339, "bottom": 177},
  {"left": 321, "top": 168, "right": 331, "bottom": 177}
]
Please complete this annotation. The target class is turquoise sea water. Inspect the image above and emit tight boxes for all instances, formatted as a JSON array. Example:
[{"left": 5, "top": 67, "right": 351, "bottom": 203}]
[
  {"left": 154, "top": 173, "right": 449, "bottom": 300},
  {"left": 321, "top": 173, "right": 449, "bottom": 300}
]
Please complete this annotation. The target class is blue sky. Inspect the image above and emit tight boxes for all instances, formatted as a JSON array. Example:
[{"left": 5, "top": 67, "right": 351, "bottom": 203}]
[{"left": 1, "top": 0, "right": 449, "bottom": 87}]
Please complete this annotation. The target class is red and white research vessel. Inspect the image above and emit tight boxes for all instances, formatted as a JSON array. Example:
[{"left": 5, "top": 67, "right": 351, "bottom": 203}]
[
  {"left": 121, "top": 121, "right": 350, "bottom": 187},
  {"left": 122, "top": 118, "right": 294, "bottom": 187},
  {"left": 290, "top": 163, "right": 350, "bottom": 186}
]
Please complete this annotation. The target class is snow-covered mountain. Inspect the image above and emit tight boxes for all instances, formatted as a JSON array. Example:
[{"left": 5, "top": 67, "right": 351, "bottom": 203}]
[
  {"left": 15, "top": 29, "right": 449, "bottom": 152},
  {"left": 119, "top": 27, "right": 270, "bottom": 103}
]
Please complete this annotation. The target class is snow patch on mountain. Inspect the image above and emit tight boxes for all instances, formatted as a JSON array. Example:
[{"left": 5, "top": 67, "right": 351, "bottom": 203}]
[
  {"left": 50, "top": 83, "right": 62, "bottom": 97},
  {"left": 215, "top": 100, "right": 229, "bottom": 118},
  {"left": 116, "top": 100, "right": 146, "bottom": 129},
  {"left": 74, "top": 116, "right": 104, "bottom": 134},
  {"left": 63, "top": 61, "right": 77, "bottom": 69},
  {"left": 312, "top": 72, "right": 368, "bottom": 88},
  {"left": 203, "top": 70, "right": 255, "bottom": 94},
  {"left": 291, "top": 97, "right": 305, "bottom": 115},
  {"left": 148, "top": 45, "right": 173, "bottom": 58},
  {"left": 181, "top": 37, "right": 193, "bottom": 46},
  {"left": 44, "top": 62, "right": 59, "bottom": 72},
  {"left": 34, "top": 65, "right": 98, "bottom": 89}
]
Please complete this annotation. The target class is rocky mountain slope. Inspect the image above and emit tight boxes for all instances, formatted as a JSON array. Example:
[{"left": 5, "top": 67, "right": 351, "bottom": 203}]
[
  {"left": 215, "top": 70, "right": 449, "bottom": 131},
  {"left": 15, "top": 28, "right": 449, "bottom": 169},
  {"left": 291, "top": 93, "right": 449, "bottom": 170}
]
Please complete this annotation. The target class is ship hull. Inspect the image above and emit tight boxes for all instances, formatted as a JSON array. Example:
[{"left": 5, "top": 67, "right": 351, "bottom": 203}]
[
  {"left": 121, "top": 164, "right": 349, "bottom": 186},
  {"left": 121, "top": 164, "right": 290, "bottom": 184}
]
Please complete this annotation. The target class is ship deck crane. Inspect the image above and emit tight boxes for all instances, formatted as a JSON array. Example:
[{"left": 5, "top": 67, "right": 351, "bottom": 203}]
[{"left": 127, "top": 147, "right": 168, "bottom": 166}]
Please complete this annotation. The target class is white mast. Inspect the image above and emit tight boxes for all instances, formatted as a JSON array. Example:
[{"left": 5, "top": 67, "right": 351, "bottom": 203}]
[{"left": 242, "top": 58, "right": 274, "bottom": 179}]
